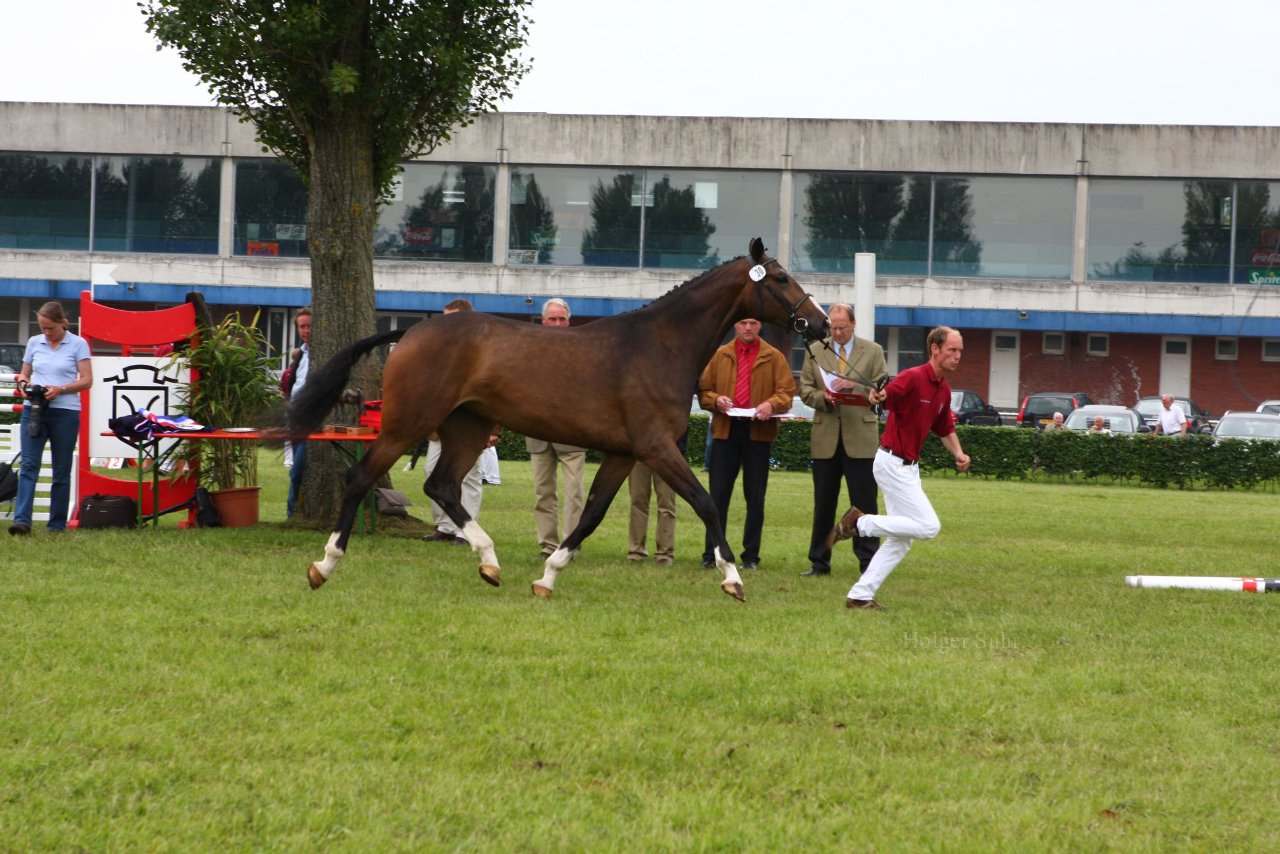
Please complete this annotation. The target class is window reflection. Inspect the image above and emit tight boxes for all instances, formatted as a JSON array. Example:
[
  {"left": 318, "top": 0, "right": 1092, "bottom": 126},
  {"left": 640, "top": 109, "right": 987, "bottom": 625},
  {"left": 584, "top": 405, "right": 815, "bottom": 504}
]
[
  {"left": 1088, "top": 178, "right": 1233, "bottom": 283},
  {"left": 94, "top": 157, "right": 221, "bottom": 254},
  {"left": 509, "top": 166, "right": 778, "bottom": 269},
  {"left": 793, "top": 173, "right": 928, "bottom": 275},
  {"left": 0, "top": 153, "right": 92, "bottom": 250},
  {"left": 234, "top": 160, "right": 308, "bottom": 257},
  {"left": 1233, "top": 181, "right": 1280, "bottom": 286},
  {"left": 934, "top": 176, "right": 1073, "bottom": 279},
  {"left": 375, "top": 163, "right": 495, "bottom": 261}
]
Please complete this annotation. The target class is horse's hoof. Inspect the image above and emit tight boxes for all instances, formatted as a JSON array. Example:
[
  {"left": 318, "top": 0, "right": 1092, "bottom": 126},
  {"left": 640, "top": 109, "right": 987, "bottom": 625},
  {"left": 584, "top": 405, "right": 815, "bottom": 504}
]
[
  {"left": 531, "top": 582, "right": 553, "bottom": 598},
  {"left": 479, "top": 564, "right": 501, "bottom": 587},
  {"left": 721, "top": 581, "right": 745, "bottom": 602},
  {"left": 308, "top": 564, "right": 327, "bottom": 590}
]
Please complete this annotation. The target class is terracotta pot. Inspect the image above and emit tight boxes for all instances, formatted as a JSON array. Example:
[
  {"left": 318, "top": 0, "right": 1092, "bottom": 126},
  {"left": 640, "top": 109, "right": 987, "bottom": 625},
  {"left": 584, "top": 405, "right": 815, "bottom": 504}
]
[{"left": 208, "top": 485, "right": 261, "bottom": 528}]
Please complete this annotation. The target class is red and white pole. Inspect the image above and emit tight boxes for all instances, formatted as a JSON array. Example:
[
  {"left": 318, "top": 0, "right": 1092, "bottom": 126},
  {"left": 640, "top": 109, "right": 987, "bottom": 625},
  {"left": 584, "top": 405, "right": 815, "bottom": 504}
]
[{"left": 1126, "top": 575, "right": 1280, "bottom": 592}]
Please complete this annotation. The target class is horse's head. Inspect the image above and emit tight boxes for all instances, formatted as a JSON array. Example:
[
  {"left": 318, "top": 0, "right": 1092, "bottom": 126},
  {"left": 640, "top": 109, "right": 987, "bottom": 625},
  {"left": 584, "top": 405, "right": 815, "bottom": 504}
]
[{"left": 744, "top": 237, "right": 829, "bottom": 341}]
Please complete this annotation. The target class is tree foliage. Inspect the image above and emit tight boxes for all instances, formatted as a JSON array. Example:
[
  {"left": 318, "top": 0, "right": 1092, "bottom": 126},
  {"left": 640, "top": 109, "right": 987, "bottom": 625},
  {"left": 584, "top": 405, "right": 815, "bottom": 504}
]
[{"left": 141, "top": 0, "right": 532, "bottom": 200}]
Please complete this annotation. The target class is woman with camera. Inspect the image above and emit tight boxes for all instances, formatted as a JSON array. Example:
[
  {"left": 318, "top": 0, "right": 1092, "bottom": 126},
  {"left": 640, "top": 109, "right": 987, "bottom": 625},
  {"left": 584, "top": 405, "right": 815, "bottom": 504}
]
[{"left": 10, "top": 301, "right": 92, "bottom": 535}]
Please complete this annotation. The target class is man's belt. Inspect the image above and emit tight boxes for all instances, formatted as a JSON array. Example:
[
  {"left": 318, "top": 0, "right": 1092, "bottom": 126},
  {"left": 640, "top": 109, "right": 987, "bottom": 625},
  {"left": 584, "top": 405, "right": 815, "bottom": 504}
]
[{"left": 878, "top": 446, "right": 918, "bottom": 465}]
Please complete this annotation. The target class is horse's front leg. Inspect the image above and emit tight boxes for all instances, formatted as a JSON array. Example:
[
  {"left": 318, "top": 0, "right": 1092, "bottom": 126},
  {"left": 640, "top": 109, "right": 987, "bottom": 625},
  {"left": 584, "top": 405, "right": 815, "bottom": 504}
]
[{"left": 532, "top": 454, "right": 635, "bottom": 598}]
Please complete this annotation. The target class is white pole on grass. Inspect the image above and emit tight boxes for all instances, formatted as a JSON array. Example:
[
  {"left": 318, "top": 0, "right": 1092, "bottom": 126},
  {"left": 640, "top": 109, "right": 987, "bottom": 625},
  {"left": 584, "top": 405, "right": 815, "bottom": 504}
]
[{"left": 1126, "top": 576, "right": 1280, "bottom": 592}]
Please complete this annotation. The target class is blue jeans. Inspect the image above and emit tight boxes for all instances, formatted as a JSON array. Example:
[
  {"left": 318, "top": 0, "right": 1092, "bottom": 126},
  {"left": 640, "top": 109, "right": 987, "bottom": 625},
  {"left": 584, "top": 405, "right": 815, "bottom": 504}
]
[
  {"left": 287, "top": 442, "right": 307, "bottom": 517},
  {"left": 15, "top": 406, "right": 80, "bottom": 531}
]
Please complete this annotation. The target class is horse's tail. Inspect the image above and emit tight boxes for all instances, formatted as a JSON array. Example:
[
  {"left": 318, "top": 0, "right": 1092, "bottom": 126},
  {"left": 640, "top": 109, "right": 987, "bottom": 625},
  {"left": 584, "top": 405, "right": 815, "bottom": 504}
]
[{"left": 284, "top": 328, "right": 406, "bottom": 437}]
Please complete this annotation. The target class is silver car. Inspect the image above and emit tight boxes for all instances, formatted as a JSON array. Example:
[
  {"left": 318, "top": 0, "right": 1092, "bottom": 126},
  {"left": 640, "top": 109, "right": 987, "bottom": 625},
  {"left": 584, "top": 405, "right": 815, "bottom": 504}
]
[{"left": 1212, "top": 411, "right": 1280, "bottom": 440}]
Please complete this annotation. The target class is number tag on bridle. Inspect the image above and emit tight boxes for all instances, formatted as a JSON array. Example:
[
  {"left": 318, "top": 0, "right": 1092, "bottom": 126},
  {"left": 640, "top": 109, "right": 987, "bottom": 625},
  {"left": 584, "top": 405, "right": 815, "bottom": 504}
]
[{"left": 748, "top": 265, "right": 767, "bottom": 282}]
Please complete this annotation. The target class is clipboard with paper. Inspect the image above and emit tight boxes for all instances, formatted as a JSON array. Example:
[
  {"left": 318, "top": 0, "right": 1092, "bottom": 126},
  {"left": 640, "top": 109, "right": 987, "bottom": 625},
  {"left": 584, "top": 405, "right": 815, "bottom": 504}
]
[{"left": 819, "top": 365, "right": 874, "bottom": 407}]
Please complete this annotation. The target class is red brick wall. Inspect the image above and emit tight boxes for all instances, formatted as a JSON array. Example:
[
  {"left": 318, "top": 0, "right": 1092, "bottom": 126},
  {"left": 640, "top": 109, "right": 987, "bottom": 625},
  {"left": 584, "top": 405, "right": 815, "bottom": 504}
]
[
  {"left": 1017, "top": 332, "right": 1157, "bottom": 405},
  {"left": 951, "top": 328, "right": 992, "bottom": 398},
  {"left": 1191, "top": 336, "right": 1280, "bottom": 415}
]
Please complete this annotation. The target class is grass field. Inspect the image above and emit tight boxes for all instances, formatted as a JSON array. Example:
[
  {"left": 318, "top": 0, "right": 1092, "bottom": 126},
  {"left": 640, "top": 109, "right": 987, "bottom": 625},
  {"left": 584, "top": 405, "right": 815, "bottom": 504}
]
[{"left": 4, "top": 453, "right": 1280, "bottom": 851}]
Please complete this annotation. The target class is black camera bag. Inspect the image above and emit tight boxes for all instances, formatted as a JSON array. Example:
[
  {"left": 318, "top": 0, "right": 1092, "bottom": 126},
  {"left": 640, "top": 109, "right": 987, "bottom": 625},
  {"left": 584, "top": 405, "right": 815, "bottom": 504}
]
[{"left": 78, "top": 493, "right": 139, "bottom": 529}]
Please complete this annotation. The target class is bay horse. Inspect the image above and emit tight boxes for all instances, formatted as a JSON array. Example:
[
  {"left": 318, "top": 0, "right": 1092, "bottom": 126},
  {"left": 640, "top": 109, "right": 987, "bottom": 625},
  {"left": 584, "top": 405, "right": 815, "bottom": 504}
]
[{"left": 285, "top": 238, "right": 828, "bottom": 601}]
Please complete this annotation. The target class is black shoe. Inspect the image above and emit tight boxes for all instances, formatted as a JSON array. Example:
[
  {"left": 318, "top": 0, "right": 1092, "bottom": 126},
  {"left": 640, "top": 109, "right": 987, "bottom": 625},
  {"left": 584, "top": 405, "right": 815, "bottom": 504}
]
[
  {"left": 700, "top": 558, "right": 715, "bottom": 569},
  {"left": 801, "top": 566, "right": 830, "bottom": 577},
  {"left": 447, "top": 535, "right": 469, "bottom": 547},
  {"left": 742, "top": 561, "right": 759, "bottom": 571},
  {"left": 8, "top": 523, "right": 31, "bottom": 536}
]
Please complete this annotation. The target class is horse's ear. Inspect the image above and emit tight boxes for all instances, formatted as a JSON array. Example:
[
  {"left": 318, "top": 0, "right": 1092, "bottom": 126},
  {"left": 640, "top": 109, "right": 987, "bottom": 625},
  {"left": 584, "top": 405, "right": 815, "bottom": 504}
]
[{"left": 749, "top": 237, "right": 767, "bottom": 263}]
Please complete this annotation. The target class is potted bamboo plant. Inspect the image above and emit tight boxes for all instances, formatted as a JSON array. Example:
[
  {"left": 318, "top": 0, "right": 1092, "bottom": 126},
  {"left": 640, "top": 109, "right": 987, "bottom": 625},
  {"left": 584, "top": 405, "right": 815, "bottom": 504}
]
[{"left": 177, "top": 310, "right": 281, "bottom": 526}]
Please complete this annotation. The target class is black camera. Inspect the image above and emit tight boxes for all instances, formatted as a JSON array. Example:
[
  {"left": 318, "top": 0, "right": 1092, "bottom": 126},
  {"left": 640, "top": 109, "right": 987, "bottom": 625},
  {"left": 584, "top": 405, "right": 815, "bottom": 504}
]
[{"left": 24, "top": 384, "right": 50, "bottom": 438}]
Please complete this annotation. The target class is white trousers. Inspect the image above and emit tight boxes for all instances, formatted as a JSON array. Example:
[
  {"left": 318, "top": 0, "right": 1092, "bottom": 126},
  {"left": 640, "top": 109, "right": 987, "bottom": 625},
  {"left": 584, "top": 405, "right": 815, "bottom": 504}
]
[
  {"left": 480, "top": 445, "right": 501, "bottom": 483},
  {"left": 847, "top": 448, "right": 941, "bottom": 601},
  {"left": 424, "top": 440, "right": 483, "bottom": 536}
]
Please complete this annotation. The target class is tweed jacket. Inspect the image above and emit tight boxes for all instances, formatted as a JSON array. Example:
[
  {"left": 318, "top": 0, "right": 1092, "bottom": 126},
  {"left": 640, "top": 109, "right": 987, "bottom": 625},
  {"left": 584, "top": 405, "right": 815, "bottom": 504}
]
[
  {"left": 798, "top": 335, "right": 888, "bottom": 459},
  {"left": 698, "top": 338, "right": 796, "bottom": 443}
]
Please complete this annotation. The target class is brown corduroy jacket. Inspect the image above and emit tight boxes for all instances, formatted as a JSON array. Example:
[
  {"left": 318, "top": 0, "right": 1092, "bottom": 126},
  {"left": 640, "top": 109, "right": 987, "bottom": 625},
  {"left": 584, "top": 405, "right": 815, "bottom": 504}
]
[{"left": 697, "top": 338, "right": 796, "bottom": 443}]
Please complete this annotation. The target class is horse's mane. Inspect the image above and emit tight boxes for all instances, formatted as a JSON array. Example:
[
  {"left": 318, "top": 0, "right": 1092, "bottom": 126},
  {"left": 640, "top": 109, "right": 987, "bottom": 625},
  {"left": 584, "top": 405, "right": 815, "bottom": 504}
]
[{"left": 616, "top": 254, "right": 748, "bottom": 318}]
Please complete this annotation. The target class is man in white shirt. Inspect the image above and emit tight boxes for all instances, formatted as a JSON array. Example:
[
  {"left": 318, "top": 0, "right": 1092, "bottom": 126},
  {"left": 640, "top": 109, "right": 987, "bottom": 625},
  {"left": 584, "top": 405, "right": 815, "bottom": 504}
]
[{"left": 1154, "top": 394, "right": 1188, "bottom": 436}]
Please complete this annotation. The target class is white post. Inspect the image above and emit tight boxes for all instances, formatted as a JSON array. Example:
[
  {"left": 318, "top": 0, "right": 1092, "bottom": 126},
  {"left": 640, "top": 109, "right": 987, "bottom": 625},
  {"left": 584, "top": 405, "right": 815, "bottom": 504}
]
[{"left": 854, "top": 252, "right": 876, "bottom": 341}]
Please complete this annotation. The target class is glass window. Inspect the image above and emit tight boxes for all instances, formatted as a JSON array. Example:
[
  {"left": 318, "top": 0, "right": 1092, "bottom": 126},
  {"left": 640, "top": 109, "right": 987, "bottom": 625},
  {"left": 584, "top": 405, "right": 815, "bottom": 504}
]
[
  {"left": 792, "top": 173, "right": 928, "bottom": 275},
  {"left": 234, "top": 159, "right": 308, "bottom": 258},
  {"left": 642, "top": 169, "right": 778, "bottom": 270},
  {"left": 376, "top": 163, "right": 496, "bottom": 262},
  {"left": 933, "top": 175, "right": 1074, "bottom": 279},
  {"left": 1042, "top": 332, "right": 1065, "bottom": 355},
  {"left": 1087, "top": 334, "right": 1109, "bottom": 357},
  {"left": 1262, "top": 339, "right": 1280, "bottom": 362},
  {"left": 1233, "top": 181, "right": 1280, "bottom": 286},
  {"left": 1215, "top": 337, "right": 1238, "bottom": 360},
  {"left": 509, "top": 166, "right": 640, "bottom": 267},
  {"left": 0, "top": 152, "right": 92, "bottom": 250},
  {"left": 93, "top": 156, "right": 221, "bottom": 254},
  {"left": 1089, "top": 178, "right": 1233, "bottom": 283}
]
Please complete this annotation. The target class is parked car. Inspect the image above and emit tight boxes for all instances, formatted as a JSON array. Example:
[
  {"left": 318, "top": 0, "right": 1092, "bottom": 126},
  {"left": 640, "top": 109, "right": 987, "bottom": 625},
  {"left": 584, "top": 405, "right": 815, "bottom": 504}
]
[
  {"left": 950, "top": 389, "right": 1002, "bottom": 426},
  {"left": 1255, "top": 400, "right": 1280, "bottom": 415},
  {"left": 1016, "top": 392, "right": 1094, "bottom": 428},
  {"left": 1134, "top": 396, "right": 1213, "bottom": 434},
  {"left": 1212, "top": 411, "right": 1280, "bottom": 441},
  {"left": 1063, "top": 405, "right": 1151, "bottom": 434}
]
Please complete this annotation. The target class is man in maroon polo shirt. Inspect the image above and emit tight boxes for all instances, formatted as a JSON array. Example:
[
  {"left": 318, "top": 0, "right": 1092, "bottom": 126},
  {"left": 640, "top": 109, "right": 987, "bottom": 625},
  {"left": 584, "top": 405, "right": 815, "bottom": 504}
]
[{"left": 828, "top": 326, "right": 971, "bottom": 610}]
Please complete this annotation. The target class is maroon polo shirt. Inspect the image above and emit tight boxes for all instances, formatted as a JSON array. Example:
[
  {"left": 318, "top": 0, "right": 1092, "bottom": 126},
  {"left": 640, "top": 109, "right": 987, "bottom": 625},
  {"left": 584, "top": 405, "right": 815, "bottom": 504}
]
[{"left": 878, "top": 361, "right": 955, "bottom": 462}]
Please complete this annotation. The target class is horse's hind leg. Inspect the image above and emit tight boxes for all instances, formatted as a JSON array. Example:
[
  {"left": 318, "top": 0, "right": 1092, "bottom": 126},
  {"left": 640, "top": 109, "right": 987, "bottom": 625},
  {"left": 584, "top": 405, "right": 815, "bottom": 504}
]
[
  {"left": 308, "top": 437, "right": 412, "bottom": 589},
  {"left": 532, "top": 454, "right": 635, "bottom": 598},
  {"left": 430, "top": 409, "right": 502, "bottom": 586}
]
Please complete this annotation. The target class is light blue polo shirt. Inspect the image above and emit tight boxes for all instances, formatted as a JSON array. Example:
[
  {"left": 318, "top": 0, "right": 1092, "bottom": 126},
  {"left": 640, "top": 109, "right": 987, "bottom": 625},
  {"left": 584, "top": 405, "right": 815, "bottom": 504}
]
[{"left": 23, "top": 331, "right": 91, "bottom": 411}]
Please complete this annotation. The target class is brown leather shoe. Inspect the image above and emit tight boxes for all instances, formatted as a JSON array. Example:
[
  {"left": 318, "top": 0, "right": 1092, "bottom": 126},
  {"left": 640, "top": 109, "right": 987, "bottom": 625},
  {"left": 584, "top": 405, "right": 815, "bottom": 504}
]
[
  {"left": 827, "top": 507, "right": 866, "bottom": 549},
  {"left": 845, "top": 598, "right": 885, "bottom": 610}
]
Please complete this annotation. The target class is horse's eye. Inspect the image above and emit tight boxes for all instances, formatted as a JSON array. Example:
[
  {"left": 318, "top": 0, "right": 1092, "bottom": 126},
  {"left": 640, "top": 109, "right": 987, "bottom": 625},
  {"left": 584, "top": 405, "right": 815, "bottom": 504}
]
[{"left": 775, "top": 274, "right": 789, "bottom": 284}]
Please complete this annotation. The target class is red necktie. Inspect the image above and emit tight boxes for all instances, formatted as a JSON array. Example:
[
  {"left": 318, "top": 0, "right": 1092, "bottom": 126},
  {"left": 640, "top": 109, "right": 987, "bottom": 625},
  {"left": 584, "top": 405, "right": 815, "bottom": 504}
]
[{"left": 734, "top": 354, "right": 752, "bottom": 408}]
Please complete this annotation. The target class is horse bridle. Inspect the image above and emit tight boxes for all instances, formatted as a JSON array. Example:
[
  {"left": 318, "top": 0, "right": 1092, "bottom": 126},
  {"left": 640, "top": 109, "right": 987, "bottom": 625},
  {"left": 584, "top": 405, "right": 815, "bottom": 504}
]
[{"left": 750, "top": 262, "right": 823, "bottom": 338}]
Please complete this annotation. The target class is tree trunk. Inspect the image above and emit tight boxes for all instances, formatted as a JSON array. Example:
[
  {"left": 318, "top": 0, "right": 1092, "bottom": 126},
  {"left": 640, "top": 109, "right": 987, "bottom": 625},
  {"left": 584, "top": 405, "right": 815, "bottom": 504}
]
[{"left": 299, "top": 115, "right": 380, "bottom": 520}]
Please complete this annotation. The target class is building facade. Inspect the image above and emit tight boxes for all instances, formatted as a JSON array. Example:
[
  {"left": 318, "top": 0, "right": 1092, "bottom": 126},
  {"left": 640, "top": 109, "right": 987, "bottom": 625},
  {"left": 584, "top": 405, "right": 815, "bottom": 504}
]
[{"left": 2, "top": 102, "right": 1279, "bottom": 414}]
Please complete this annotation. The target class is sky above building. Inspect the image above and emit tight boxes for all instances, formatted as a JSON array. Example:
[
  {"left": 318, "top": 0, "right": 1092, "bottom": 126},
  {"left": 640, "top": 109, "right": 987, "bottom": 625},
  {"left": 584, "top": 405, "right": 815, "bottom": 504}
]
[{"left": 1, "top": 0, "right": 1275, "bottom": 127}]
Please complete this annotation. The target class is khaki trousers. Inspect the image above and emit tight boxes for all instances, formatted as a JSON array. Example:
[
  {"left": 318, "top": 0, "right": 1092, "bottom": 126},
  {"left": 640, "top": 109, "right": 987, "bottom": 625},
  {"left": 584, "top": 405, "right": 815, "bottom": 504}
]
[
  {"left": 530, "top": 447, "right": 585, "bottom": 554},
  {"left": 627, "top": 462, "right": 676, "bottom": 561}
]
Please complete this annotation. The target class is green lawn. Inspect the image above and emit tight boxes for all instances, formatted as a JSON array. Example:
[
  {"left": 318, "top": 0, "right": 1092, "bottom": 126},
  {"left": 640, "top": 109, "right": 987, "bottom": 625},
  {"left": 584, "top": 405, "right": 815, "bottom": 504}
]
[{"left": 3, "top": 454, "right": 1279, "bottom": 851}]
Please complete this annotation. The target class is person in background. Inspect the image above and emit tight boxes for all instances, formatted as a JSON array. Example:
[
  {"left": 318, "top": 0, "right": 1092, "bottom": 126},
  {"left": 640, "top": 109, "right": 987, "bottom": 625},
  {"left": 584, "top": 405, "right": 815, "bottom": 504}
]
[
  {"left": 697, "top": 317, "right": 795, "bottom": 571},
  {"left": 480, "top": 445, "right": 501, "bottom": 485},
  {"left": 829, "top": 326, "right": 970, "bottom": 610},
  {"left": 1088, "top": 415, "right": 1110, "bottom": 435},
  {"left": 798, "top": 303, "right": 887, "bottom": 578},
  {"left": 423, "top": 298, "right": 501, "bottom": 544},
  {"left": 1154, "top": 394, "right": 1188, "bottom": 436},
  {"left": 1043, "top": 411, "right": 1066, "bottom": 430},
  {"left": 626, "top": 432, "right": 686, "bottom": 567},
  {"left": 526, "top": 298, "right": 586, "bottom": 558},
  {"left": 282, "top": 307, "right": 311, "bottom": 517},
  {"left": 10, "top": 301, "right": 93, "bottom": 535}
]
